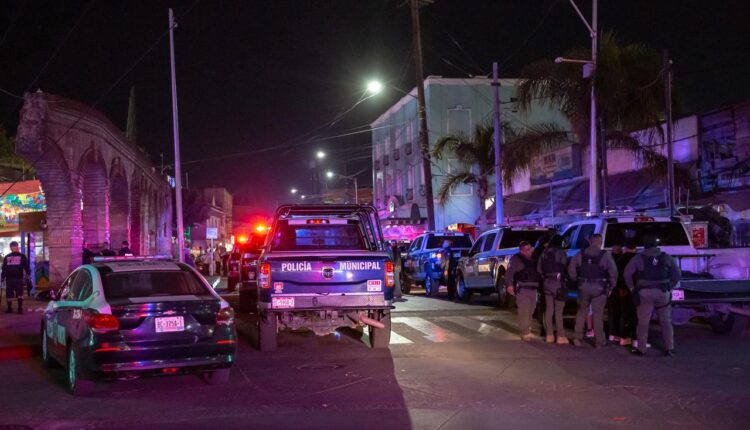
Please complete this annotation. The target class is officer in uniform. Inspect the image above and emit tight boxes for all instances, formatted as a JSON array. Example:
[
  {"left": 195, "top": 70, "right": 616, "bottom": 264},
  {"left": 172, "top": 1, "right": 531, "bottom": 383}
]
[
  {"left": 440, "top": 239, "right": 458, "bottom": 300},
  {"left": 537, "top": 234, "right": 569, "bottom": 344},
  {"left": 623, "top": 234, "right": 681, "bottom": 356},
  {"left": 2, "top": 241, "right": 31, "bottom": 314},
  {"left": 505, "top": 241, "right": 541, "bottom": 341},
  {"left": 568, "top": 234, "right": 617, "bottom": 347}
]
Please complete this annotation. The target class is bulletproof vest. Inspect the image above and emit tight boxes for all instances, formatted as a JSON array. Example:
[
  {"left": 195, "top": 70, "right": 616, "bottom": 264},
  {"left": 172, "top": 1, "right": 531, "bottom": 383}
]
[
  {"left": 514, "top": 254, "right": 540, "bottom": 284},
  {"left": 540, "top": 248, "right": 565, "bottom": 274},
  {"left": 638, "top": 252, "right": 670, "bottom": 285},
  {"left": 579, "top": 250, "right": 607, "bottom": 280}
]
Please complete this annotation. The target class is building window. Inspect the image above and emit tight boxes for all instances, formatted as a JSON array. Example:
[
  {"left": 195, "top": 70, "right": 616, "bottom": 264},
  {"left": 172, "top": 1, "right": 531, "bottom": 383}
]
[
  {"left": 393, "top": 147, "right": 400, "bottom": 161},
  {"left": 405, "top": 142, "right": 412, "bottom": 155},
  {"left": 395, "top": 170, "right": 403, "bottom": 196},
  {"left": 447, "top": 106, "right": 472, "bottom": 136}
]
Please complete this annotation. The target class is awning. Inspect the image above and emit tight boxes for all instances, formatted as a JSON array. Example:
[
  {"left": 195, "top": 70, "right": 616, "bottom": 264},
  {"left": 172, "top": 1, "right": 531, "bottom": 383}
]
[{"left": 486, "top": 170, "right": 669, "bottom": 224}]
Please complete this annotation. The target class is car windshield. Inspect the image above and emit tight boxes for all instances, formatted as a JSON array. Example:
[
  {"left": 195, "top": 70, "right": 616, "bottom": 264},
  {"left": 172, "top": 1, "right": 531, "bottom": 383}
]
[
  {"left": 100, "top": 270, "right": 210, "bottom": 299},
  {"left": 425, "top": 235, "right": 473, "bottom": 249},
  {"left": 604, "top": 222, "right": 690, "bottom": 247},
  {"left": 270, "top": 219, "right": 367, "bottom": 251},
  {"left": 498, "top": 230, "right": 550, "bottom": 249}
]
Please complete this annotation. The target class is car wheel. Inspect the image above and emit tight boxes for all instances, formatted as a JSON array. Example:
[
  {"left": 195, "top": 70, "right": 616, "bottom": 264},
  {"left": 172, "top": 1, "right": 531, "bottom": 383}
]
[
  {"left": 258, "top": 312, "right": 278, "bottom": 352},
  {"left": 238, "top": 286, "right": 255, "bottom": 314},
  {"left": 456, "top": 273, "right": 472, "bottom": 303},
  {"left": 400, "top": 271, "right": 412, "bottom": 295},
  {"left": 495, "top": 277, "right": 510, "bottom": 308},
  {"left": 424, "top": 274, "right": 439, "bottom": 298},
  {"left": 205, "top": 368, "right": 231, "bottom": 385},
  {"left": 41, "top": 325, "right": 56, "bottom": 368},
  {"left": 709, "top": 312, "right": 748, "bottom": 336},
  {"left": 68, "top": 347, "right": 94, "bottom": 396},
  {"left": 369, "top": 310, "right": 391, "bottom": 349},
  {"left": 227, "top": 277, "right": 238, "bottom": 292}
]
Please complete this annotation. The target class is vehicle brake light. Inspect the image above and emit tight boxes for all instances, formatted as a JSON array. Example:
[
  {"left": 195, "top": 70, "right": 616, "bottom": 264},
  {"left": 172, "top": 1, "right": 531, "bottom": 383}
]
[
  {"left": 216, "top": 307, "right": 235, "bottom": 326},
  {"left": 436, "top": 252, "right": 443, "bottom": 260},
  {"left": 259, "top": 263, "right": 271, "bottom": 288},
  {"left": 635, "top": 216, "right": 655, "bottom": 222},
  {"left": 85, "top": 313, "right": 119, "bottom": 333},
  {"left": 307, "top": 219, "right": 329, "bottom": 224},
  {"left": 238, "top": 235, "right": 249, "bottom": 244},
  {"left": 385, "top": 261, "right": 395, "bottom": 288}
]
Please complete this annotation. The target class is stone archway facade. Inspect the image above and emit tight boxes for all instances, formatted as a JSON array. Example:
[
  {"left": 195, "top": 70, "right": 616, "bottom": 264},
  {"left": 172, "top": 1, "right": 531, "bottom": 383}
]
[{"left": 15, "top": 92, "right": 173, "bottom": 287}]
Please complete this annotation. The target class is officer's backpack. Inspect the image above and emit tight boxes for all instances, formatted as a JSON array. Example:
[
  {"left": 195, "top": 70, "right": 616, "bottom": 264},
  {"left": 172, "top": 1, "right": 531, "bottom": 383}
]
[
  {"left": 541, "top": 248, "right": 565, "bottom": 274},
  {"left": 639, "top": 252, "right": 671, "bottom": 290},
  {"left": 579, "top": 251, "right": 607, "bottom": 280}
]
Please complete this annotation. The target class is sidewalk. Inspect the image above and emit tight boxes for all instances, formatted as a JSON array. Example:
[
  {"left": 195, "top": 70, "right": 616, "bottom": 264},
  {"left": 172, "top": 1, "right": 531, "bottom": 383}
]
[{"left": 0, "top": 298, "right": 46, "bottom": 361}]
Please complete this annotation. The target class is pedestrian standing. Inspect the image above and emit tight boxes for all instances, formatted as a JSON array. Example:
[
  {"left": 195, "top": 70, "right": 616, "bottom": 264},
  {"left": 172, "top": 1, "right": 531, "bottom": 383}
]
[
  {"left": 390, "top": 242, "right": 404, "bottom": 301},
  {"left": 118, "top": 240, "right": 134, "bottom": 256},
  {"left": 213, "top": 247, "right": 222, "bottom": 276},
  {"left": 505, "top": 241, "right": 541, "bottom": 341},
  {"left": 538, "top": 235, "right": 569, "bottom": 344},
  {"left": 208, "top": 247, "right": 216, "bottom": 276},
  {"left": 82, "top": 240, "right": 96, "bottom": 265},
  {"left": 624, "top": 234, "right": 681, "bottom": 356},
  {"left": 100, "top": 241, "right": 116, "bottom": 257},
  {"left": 2, "top": 241, "right": 30, "bottom": 314},
  {"left": 608, "top": 240, "right": 638, "bottom": 346},
  {"left": 568, "top": 234, "right": 617, "bottom": 347},
  {"left": 440, "top": 239, "right": 458, "bottom": 300}
]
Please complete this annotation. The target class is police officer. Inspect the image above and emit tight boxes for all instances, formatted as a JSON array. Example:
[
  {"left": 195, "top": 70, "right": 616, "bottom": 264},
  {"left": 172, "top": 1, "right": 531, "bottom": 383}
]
[
  {"left": 623, "top": 234, "right": 681, "bottom": 356},
  {"left": 568, "top": 234, "right": 617, "bottom": 347},
  {"left": 505, "top": 241, "right": 541, "bottom": 341},
  {"left": 118, "top": 240, "right": 134, "bottom": 256},
  {"left": 440, "top": 239, "right": 458, "bottom": 300},
  {"left": 100, "top": 241, "right": 116, "bottom": 257},
  {"left": 538, "top": 235, "right": 569, "bottom": 344},
  {"left": 2, "top": 241, "right": 30, "bottom": 314}
]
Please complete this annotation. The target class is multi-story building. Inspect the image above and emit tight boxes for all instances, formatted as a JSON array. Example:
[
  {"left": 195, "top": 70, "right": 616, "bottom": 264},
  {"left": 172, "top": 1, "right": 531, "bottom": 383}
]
[
  {"left": 191, "top": 187, "right": 233, "bottom": 250},
  {"left": 370, "top": 76, "right": 566, "bottom": 234}
]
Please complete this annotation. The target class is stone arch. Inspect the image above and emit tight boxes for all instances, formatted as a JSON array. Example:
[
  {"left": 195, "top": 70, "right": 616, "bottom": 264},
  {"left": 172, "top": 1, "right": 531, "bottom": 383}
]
[
  {"left": 130, "top": 172, "right": 143, "bottom": 255},
  {"left": 147, "top": 187, "right": 158, "bottom": 254},
  {"left": 78, "top": 144, "right": 110, "bottom": 250},
  {"left": 110, "top": 157, "right": 130, "bottom": 248}
]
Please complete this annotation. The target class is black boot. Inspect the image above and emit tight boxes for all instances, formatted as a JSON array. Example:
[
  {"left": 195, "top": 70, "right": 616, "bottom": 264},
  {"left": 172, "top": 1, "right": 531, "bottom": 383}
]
[
  {"left": 5, "top": 304, "right": 12, "bottom": 314},
  {"left": 17, "top": 299, "right": 23, "bottom": 314}
]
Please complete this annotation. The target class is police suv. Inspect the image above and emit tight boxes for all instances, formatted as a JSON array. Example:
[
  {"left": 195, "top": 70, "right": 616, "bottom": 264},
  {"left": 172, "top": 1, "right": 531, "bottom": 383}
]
[
  {"left": 455, "top": 226, "right": 555, "bottom": 306},
  {"left": 560, "top": 215, "right": 750, "bottom": 335},
  {"left": 401, "top": 231, "right": 473, "bottom": 297},
  {"left": 42, "top": 257, "right": 237, "bottom": 395},
  {"left": 257, "top": 205, "right": 395, "bottom": 351}
]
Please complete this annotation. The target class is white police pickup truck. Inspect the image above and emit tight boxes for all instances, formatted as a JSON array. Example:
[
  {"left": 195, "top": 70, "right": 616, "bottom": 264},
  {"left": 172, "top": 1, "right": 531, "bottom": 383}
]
[{"left": 560, "top": 215, "right": 750, "bottom": 335}]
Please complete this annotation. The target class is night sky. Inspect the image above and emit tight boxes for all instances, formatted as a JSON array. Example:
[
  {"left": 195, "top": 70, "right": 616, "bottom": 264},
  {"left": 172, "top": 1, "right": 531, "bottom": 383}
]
[{"left": 2, "top": 0, "right": 749, "bottom": 211}]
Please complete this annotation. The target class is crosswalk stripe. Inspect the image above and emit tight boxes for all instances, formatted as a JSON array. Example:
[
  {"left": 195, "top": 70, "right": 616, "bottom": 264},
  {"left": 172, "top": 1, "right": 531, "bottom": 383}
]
[
  {"left": 470, "top": 315, "right": 521, "bottom": 336},
  {"left": 435, "top": 316, "right": 517, "bottom": 340},
  {"left": 391, "top": 316, "right": 469, "bottom": 343},
  {"left": 388, "top": 331, "right": 414, "bottom": 345}
]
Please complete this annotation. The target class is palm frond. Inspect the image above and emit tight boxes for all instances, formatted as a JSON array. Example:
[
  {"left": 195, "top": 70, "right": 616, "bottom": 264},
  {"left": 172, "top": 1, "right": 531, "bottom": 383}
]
[{"left": 436, "top": 171, "right": 478, "bottom": 204}]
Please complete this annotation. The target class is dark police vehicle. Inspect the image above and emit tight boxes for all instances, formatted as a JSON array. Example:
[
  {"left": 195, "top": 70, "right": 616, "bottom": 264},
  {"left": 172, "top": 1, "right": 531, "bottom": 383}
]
[
  {"left": 257, "top": 205, "right": 395, "bottom": 351},
  {"left": 401, "top": 231, "right": 473, "bottom": 297},
  {"left": 41, "top": 257, "right": 237, "bottom": 395}
]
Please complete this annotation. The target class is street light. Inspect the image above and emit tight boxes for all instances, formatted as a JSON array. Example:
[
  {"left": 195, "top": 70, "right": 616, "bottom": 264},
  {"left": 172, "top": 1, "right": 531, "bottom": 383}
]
[
  {"left": 290, "top": 188, "right": 298, "bottom": 194},
  {"left": 366, "top": 80, "right": 384, "bottom": 95},
  {"left": 316, "top": 150, "right": 326, "bottom": 159},
  {"left": 326, "top": 171, "right": 359, "bottom": 204}
]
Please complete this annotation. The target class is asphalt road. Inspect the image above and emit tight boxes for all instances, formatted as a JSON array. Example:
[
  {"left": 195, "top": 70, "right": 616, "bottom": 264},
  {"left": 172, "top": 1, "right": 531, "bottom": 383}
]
[{"left": 1, "top": 291, "right": 749, "bottom": 430}]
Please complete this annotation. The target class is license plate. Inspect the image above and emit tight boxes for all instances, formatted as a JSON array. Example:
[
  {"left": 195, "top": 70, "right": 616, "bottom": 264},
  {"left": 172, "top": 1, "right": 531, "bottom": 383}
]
[
  {"left": 272, "top": 297, "right": 295, "bottom": 309},
  {"left": 155, "top": 316, "right": 184, "bottom": 333},
  {"left": 671, "top": 290, "right": 685, "bottom": 301}
]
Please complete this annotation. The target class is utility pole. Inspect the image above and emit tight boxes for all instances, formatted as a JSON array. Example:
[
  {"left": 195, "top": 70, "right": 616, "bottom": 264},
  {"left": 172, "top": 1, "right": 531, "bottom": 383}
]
[
  {"left": 589, "top": 0, "right": 599, "bottom": 214},
  {"left": 492, "top": 62, "right": 504, "bottom": 226},
  {"left": 599, "top": 116, "right": 608, "bottom": 210},
  {"left": 169, "top": 8, "right": 185, "bottom": 263},
  {"left": 664, "top": 49, "right": 675, "bottom": 216},
  {"left": 410, "top": 0, "right": 436, "bottom": 231}
]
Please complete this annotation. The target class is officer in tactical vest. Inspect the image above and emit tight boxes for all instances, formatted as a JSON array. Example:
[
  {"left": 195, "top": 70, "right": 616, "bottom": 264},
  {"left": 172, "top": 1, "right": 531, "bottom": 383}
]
[
  {"left": 623, "top": 234, "right": 681, "bottom": 356},
  {"left": 568, "top": 234, "right": 618, "bottom": 347},
  {"left": 2, "top": 241, "right": 31, "bottom": 314},
  {"left": 537, "top": 234, "right": 569, "bottom": 344},
  {"left": 505, "top": 241, "right": 541, "bottom": 341}
]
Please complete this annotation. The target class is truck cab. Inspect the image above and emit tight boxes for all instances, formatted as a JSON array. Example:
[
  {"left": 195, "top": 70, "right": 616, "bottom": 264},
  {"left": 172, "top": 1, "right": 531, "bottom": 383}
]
[
  {"left": 455, "top": 226, "right": 556, "bottom": 306},
  {"left": 401, "top": 232, "right": 473, "bottom": 297},
  {"left": 257, "top": 205, "right": 394, "bottom": 351}
]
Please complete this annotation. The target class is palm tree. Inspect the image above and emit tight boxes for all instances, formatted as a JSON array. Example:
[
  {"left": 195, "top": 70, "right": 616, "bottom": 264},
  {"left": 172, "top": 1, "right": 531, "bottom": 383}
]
[{"left": 508, "top": 31, "right": 684, "bottom": 193}]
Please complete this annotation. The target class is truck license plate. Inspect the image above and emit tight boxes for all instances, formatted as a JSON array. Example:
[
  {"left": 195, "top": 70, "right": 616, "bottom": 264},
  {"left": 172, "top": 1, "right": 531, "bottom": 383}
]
[
  {"left": 155, "top": 316, "right": 184, "bottom": 333},
  {"left": 671, "top": 290, "right": 685, "bottom": 301},
  {"left": 272, "top": 297, "right": 295, "bottom": 309}
]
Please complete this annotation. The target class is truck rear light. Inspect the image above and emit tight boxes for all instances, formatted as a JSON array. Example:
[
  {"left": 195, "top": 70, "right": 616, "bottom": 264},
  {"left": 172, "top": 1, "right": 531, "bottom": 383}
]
[
  {"left": 216, "top": 307, "right": 235, "bottom": 326},
  {"left": 259, "top": 263, "right": 271, "bottom": 288},
  {"left": 436, "top": 252, "right": 443, "bottom": 260},
  {"left": 85, "top": 313, "right": 120, "bottom": 333},
  {"left": 385, "top": 261, "right": 395, "bottom": 288}
]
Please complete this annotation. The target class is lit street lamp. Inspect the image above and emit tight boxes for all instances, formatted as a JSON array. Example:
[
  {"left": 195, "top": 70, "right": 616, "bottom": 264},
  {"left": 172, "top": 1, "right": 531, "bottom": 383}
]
[
  {"left": 366, "top": 80, "right": 384, "bottom": 95},
  {"left": 290, "top": 188, "right": 298, "bottom": 194},
  {"left": 316, "top": 150, "right": 326, "bottom": 159}
]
